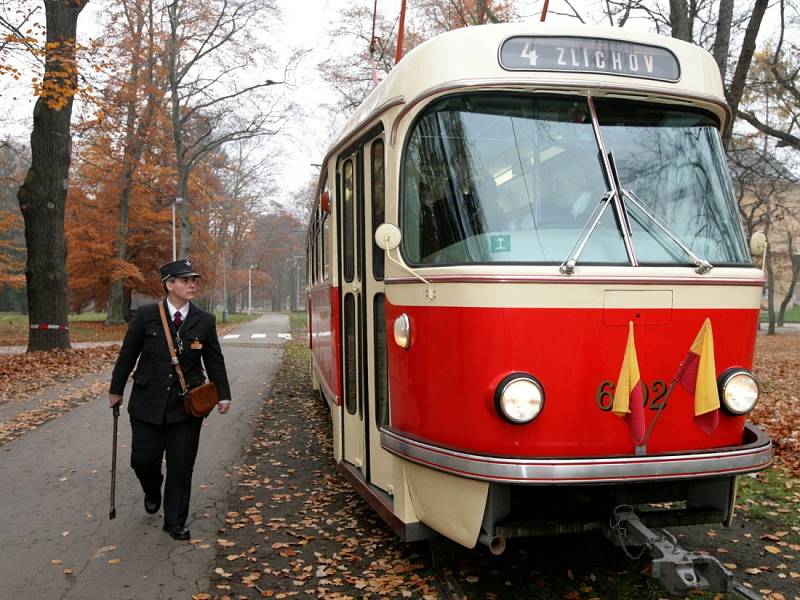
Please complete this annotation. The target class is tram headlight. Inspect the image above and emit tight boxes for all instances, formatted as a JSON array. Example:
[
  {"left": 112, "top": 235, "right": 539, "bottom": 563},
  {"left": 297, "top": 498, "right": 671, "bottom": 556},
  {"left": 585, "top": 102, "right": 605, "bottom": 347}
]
[
  {"left": 718, "top": 368, "right": 759, "bottom": 416},
  {"left": 495, "top": 374, "right": 544, "bottom": 424}
]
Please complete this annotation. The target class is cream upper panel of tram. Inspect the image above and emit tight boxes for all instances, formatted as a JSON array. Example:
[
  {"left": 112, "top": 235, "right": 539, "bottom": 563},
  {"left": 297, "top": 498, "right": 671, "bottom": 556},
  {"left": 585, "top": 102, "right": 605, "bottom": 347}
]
[
  {"left": 383, "top": 265, "right": 764, "bottom": 309},
  {"left": 330, "top": 22, "right": 727, "bottom": 153}
]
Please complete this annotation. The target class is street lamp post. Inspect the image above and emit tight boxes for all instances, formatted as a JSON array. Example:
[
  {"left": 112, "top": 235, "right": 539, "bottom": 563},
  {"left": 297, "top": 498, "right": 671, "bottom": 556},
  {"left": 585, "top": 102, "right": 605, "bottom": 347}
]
[
  {"left": 221, "top": 246, "right": 228, "bottom": 323},
  {"left": 172, "top": 197, "right": 184, "bottom": 260},
  {"left": 248, "top": 265, "right": 254, "bottom": 314},
  {"left": 286, "top": 255, "right": 305, "bottom": 312}
]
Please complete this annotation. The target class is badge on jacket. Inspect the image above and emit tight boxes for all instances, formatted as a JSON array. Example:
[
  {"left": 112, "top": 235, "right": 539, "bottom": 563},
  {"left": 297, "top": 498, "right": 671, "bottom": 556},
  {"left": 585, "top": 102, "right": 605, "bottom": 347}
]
[{"left": 191, "top": 339, "right": 203, "bottom": 350}]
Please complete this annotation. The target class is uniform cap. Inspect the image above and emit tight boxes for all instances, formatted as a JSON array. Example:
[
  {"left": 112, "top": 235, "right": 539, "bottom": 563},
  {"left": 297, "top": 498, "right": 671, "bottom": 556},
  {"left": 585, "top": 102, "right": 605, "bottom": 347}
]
[{"left": 160, "top": 259, "right": 201, "bottom": 281}]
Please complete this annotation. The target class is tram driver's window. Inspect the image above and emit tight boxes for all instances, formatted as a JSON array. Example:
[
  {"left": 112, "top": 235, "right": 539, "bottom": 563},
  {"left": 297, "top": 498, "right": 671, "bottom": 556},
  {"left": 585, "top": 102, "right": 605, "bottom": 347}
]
[{"left": 402, "top": 93, "right": 614, "bottom": 264}]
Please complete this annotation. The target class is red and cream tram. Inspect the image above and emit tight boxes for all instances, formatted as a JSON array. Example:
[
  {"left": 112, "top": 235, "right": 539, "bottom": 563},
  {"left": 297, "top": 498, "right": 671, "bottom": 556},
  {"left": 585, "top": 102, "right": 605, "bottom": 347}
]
[{"left": 305, "top": 23, "right": 772, "bottom": 552}]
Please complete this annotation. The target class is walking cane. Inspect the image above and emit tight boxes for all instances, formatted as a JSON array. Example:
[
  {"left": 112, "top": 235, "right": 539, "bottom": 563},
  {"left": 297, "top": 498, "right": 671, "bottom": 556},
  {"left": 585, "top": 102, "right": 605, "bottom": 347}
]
[{"left": 109, "top": 404, "right": 119, "bottom": 520}]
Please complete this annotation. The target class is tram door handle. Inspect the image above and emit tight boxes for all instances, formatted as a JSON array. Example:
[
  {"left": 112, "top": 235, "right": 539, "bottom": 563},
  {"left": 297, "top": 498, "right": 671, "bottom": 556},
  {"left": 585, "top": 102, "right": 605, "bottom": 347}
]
[{"left": 352, "top": 281, "right": 361, "bottom": 294}]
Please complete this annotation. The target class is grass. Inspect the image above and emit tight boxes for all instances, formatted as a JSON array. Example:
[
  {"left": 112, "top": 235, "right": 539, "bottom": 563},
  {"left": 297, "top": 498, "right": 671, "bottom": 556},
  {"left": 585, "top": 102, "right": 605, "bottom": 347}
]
[
  {"left": 0, "top": 311, "right": 127, "bottom": 345},
  {"left": 0, "top": 312, "right": 28, "bottom": 325},
  {"left": 760, "top": 304, "right": 800, "bottom": 323},
  {"left": 289, "top": 311, "right": 307, "bottom": 331},
  {"left": 69, "top": 312, "right": 108, "bottom": 322},
  {"left": 735, "top": 466, "right": 800, "bottom": 530}
]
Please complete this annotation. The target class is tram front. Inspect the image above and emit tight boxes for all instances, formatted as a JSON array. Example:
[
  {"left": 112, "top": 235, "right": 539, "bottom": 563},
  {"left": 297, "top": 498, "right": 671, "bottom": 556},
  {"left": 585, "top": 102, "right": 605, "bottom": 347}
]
[{"left": 377, "top": 26, "right": 772, "bottom": 549}]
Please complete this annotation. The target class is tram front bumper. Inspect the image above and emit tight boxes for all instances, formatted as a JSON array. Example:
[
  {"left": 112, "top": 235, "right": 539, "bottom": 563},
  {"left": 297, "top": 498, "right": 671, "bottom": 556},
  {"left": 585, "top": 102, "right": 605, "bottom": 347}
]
[{"left": 380, "top": 423, "right": 772, "bottom": 485}]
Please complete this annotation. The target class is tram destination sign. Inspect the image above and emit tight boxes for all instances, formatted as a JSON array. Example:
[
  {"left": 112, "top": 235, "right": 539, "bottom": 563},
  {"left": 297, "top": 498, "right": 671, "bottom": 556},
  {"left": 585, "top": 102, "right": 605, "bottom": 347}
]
[{"left": 499, "top": 36, "right": 680, "bottom": 82}]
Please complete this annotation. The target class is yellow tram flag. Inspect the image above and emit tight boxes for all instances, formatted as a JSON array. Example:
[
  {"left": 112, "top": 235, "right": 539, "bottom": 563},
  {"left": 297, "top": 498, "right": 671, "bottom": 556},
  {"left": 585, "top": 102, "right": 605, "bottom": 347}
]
[
  {"left": 674, "top": 318, "right": 720, "bottom": 434},
  {"left": 611, "top": 322, "right": 646, "bottom": 446}
]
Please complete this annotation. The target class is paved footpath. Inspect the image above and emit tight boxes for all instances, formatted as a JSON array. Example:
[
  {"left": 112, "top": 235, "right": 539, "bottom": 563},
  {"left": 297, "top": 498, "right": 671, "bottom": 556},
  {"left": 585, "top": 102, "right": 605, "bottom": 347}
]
[{"left": 0, "top": 314, "right": 291, "bottom": 600}]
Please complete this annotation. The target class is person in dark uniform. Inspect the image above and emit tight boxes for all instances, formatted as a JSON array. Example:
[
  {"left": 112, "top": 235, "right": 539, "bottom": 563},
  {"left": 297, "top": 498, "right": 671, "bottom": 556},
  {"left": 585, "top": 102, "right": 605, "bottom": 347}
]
[{"left": 108, "top": 259, "right": 231, "bottom": 541}]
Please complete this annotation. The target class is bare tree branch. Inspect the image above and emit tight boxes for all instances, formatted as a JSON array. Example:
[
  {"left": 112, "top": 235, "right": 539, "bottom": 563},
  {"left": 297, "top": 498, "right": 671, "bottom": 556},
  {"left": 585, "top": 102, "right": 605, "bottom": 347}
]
[{"left": 736, "top": 109, "right": 800, "bottom": 151}]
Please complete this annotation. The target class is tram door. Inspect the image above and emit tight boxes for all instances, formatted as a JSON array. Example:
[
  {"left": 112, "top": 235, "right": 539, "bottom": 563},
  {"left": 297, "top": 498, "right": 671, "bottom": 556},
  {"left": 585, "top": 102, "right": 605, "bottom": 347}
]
[
  {"left": 363, "top": 137, "right": 393, "bottom": 493},
  {"left": 339, "top": 150, "right": 366, "bottom": 475},
  {"left": 339, "top": 135, "right": 391, "bottom": 491}
]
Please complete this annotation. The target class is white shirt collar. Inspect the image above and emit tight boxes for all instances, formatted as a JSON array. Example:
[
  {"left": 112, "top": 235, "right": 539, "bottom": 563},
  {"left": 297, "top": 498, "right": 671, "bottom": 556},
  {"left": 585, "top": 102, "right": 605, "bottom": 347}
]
[{"left": 166, "top": 299, "right": 189, "bottom": 320}]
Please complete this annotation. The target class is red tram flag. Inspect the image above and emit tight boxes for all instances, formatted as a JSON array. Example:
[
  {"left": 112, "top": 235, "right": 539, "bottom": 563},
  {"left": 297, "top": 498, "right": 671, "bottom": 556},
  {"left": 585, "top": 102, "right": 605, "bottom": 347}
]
[
  {"left": 675, "top": 318, "right": 720, "bottom": 434},
  {"left": 612, "top": 322, "right": 646, "bottom": 446}
]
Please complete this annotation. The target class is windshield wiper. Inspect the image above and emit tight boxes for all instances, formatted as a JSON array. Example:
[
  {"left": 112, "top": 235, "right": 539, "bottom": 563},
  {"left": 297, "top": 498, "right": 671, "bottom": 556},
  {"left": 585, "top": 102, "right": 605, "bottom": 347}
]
[
  {"left": 559, "top": 191, "right": 614, "bottom": 275},
  {"left": 621, "top": 188, "right": 713, "bottom": 274},
  {"left": 561, "top": 101, "right": 638, "bottom": 274}
]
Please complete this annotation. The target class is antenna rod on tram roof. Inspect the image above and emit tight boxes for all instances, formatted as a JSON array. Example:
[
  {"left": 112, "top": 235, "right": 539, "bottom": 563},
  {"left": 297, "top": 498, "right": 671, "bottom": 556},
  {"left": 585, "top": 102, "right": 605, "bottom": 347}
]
[
  {"left": 540, "top": 0, "right": 549, "bottom": 22},
  {"left": 395, "top": 0, "right": 408, "bottom": 64},
  {"left": 369, "top": 0, "right": 379, "bottom": 87},
  {"left": 370, "top": 0, "right": 378, "bottom": 53}
]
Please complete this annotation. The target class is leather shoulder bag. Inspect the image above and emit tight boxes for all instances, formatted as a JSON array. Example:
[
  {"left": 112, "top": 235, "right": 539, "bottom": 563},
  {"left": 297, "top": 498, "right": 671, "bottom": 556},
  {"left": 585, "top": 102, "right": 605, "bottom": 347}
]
[{"left": 159, "top": 302, "right": 219, "bottom": 417}]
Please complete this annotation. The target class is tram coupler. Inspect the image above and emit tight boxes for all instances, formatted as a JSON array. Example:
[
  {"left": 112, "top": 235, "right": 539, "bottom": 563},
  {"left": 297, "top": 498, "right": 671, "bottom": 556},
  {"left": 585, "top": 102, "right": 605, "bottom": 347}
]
[{"left": 603, "top": 505, "right": 760, "bottom": 600}]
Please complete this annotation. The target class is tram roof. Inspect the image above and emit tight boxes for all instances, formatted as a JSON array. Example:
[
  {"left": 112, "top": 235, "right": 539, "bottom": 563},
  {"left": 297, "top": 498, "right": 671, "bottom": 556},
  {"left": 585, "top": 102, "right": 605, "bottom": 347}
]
[{"left": 331, "top": 22, "right": 728, "bottom": 150}]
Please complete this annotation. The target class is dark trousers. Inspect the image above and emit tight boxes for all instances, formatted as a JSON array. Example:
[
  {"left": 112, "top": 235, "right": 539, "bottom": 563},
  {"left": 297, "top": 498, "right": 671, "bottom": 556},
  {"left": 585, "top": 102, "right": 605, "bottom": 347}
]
[{"left": 130, "top": 416, "right": 203, "bottom": 527}]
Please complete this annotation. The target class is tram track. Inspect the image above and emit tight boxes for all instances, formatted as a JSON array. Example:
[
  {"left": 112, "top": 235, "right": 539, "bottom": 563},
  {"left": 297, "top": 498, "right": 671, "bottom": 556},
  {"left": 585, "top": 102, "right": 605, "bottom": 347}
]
[{"left": 435, "top": 567, "right": 468, "bottom": 600}]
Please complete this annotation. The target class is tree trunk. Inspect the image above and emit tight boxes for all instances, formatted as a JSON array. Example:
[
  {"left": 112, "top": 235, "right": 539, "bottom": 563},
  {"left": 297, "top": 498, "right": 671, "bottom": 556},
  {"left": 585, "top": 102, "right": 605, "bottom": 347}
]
[
  {"left": 107, "top": 0, "right": 157, "bottom": 325},
  {"left": 712, "top": 0, "right": 734, "bottom": 82},
  {"left": 17, "top": 0, "right": 89, "bottom": 351},
  {"left": 722, "top": 0, "right": 768, "bottom": 148},
  {"left": 106, "top": 139, "right": 138, "bottom": 324},
  {"left": 123, "top": 284, "right": 132, "bottom": 322},
  {"left": 168, "top": 0, "right": 193, "bottom": 259},
  {"left": 290, "top": 264, "right": 297, "bottom": 312},
  {"left": 669, "top": 0, "right": 692, "bottom": 42},
  {"left": 765, "top": 245, "right": 776, "bottom": 335},
  {"left": 778, "top": 235, "right": 799, "bottom": 327},
  {"left": 271, "top": 289, "right": 281, "bottom": 312},
  {"left": 176, "top": 175, "right": 191, "bottom": 258},
  {"left": 107, "top": 278, "right": 126, "bottom": 324}
]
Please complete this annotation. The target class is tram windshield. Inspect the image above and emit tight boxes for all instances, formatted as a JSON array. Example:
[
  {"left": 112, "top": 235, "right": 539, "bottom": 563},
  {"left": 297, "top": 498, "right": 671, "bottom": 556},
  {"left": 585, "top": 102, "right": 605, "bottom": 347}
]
[{"left": 401, "top": 93, "right": 750, "bottom": 266}]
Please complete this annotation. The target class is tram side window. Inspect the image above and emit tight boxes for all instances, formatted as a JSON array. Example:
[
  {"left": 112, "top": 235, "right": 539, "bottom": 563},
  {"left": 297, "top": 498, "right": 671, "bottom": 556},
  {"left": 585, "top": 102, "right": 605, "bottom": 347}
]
[
  {"left": 309, "top": 213, "right": 317, "bottom": 284},
  {"left": 314, "top": 242, "right": 319, "bottom": 284},
  {"left": 317, "top": 211, "right": 326, "bottom": 282},
  {"left": 371, "top": 139, "right": 385, "bottom": 280},
  {"left": 316, "top": 213, "right": 322, "bottom": 284},
  {"left": 323, "top": 214, "right": 330, "bottom": 280},
  {"left": 344, "top": 294, "right": 357, "bottom": 415},
  {"left": 316, "top": 208, "right": 323, "bottom": 284},
  {"left": 317, "top": 177, "right": 330, "bottom": 283},
  {"left": 374, "top": 294, "right": 389, "bottom": 428},
  {"left": 307, "top": 244, "right": 313, "bottom": 286},
  {"left": 343, "top": 160, "right": 355, "bottom": 282}
]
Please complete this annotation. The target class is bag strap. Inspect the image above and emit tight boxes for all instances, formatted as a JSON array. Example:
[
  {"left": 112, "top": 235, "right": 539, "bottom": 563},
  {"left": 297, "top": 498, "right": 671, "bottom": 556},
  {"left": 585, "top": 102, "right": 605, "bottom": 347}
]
[{"left": 158, "top": 301, "right": 189, "bottom": 395}]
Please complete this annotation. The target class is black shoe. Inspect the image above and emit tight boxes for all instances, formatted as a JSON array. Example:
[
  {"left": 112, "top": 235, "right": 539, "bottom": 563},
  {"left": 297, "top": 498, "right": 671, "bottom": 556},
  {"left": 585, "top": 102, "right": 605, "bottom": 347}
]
[
  {"left": 144, "top": 490, "right": 161, "bottom": 514},
  {"left": 163, "top": 524, "right": 191, "bottom": 540}
]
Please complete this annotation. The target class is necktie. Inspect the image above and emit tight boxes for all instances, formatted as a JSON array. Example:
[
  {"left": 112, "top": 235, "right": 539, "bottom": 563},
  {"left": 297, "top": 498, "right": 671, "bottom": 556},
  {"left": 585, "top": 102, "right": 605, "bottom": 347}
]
[{"left": 173, "top": 311, "right": 183, "bottom": 329}]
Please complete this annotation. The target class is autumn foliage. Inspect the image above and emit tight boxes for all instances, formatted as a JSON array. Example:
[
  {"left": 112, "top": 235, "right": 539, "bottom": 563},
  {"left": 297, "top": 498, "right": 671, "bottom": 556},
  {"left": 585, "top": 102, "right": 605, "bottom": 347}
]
[{"left": 0, "top": 208, "right": 25, "bottom": 290}]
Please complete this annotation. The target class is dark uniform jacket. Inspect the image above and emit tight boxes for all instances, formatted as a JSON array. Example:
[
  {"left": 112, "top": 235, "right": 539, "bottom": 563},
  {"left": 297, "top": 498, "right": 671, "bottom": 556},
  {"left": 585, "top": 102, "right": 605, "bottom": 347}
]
[{"left": 110, "top": 300, "right": 231, "bottom": 424}]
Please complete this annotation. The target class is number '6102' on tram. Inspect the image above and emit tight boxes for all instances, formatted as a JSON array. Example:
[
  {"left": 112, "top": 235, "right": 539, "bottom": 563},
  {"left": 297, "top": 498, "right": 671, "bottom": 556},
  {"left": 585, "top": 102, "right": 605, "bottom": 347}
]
[{"left": 305, "top": 23, "right": 772, "bottom": 552}]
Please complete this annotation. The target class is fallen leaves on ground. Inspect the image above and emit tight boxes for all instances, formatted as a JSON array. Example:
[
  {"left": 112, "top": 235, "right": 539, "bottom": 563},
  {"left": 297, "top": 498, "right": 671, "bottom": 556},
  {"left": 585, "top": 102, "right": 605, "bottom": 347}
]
[
  {"left": 0, "top": 380, "right": 109, "bottom": 446},
  {"left": 0, "top": 346, "right": 119, "bottom": 403},
  {"left": 0, "top": 321, "right": 126, "bottom": 346},
  {"left": 202, "top": 336, "right": 439, "bottom": 599},
  {"left": 752, "top": 334, "right": 800, "bottom": 475}
]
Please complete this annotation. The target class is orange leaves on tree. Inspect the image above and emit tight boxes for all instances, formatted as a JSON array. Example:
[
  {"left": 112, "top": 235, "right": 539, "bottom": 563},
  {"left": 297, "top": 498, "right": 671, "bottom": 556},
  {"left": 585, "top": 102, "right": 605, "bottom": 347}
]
[{"left": 0, "top": 209, "right": 25, "bottom": 288}]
